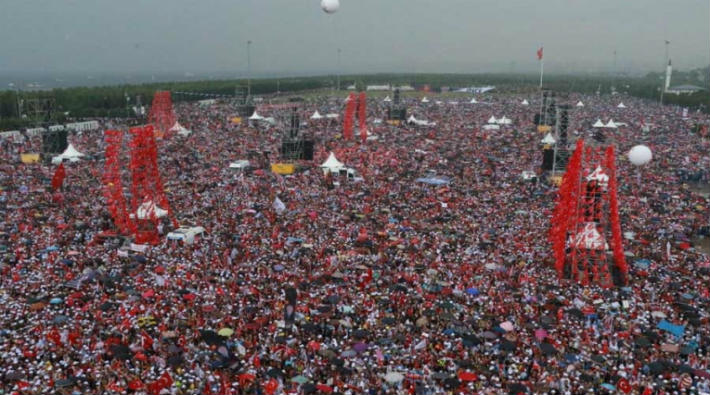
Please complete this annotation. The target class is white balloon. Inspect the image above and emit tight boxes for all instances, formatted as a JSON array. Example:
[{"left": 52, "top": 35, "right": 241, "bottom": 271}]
[
  {"left": 628, "top": 145, "right": 652, "bottom": 166},
  {"left": 321, "top": 0, "right": 339, "bottom": 13}
]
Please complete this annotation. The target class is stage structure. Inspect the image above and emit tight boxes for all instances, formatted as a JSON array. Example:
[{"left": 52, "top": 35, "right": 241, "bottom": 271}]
[
  {"left": 387, "top": 88, "right": 407, "bottom": 122},
  {"left": 343, "top": 92, "right": 356, "bottom": 140},
  {"left": 280, "top": 100, "right": 314, "bottom": 161},
  {"left": 235, "top": 87, "right": 256, "bottom": 118},
  {"left": 147, "top": 91, "right": 176, "bottom": 136},
  {"left": 549, "top": 139, "right": 628, "bottom": 287}
]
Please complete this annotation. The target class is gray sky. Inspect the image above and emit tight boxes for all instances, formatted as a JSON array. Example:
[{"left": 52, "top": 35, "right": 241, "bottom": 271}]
[{"left": 1, "top": 0, "right": 708, "bottom": 76}]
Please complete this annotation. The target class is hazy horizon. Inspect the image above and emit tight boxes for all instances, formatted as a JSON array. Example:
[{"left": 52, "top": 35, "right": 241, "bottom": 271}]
[{"left": 1, "top": 0, "right": 708, "bottom": 83}]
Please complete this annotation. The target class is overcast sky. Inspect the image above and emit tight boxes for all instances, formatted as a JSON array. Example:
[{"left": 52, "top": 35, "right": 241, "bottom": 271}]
[{"left": 1, "top": 0, "right": 708, "bottom": 77}]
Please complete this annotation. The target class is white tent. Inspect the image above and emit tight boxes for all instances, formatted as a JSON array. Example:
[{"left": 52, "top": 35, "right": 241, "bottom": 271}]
[
  {"left": 617, "top": 102, "right": 626, "bottom": 109},
  {"left": 249, "top": 111, "right": 264, "bottom": 120},
  {"left": 310, "top": 111, "right": 323, "bottom": 120},
  {"left": 470, "top": 98, "right": 478, "bottom": 104},
  {"left": 134, "top": 201, "right": 168, "bottom": 220},
  {"left": 51, "top": 144, "right": 85, "bottom": 164},
  {"left": 169, "top": 121, "right": 191, "bottom": 136},
  {"left": 576, "top": 101, "right": 585, "bottom": 107},
  {"left": 383, "top": 96, "right": 392, "bottom": 102},
  {"left": 482, "top": 124, "right": 500, "bottom": 131},
  {"left": 421, "top": 97, "right": 430, "bottom": 103},
  {"left": 496, "top": 116, "right": 513, "bottom": 125},
  {"left": 229, "top": 160, "right": 250, "bottom": 169},
  {"left": 592, "top": 119, "right": 605, "bottom": 128},
  {"left": 325, "top": 113, "right": 339, "bottom": 119},
  {"left": 487, "top": 116, "right": 498, "bottom": 124},
  {"left": 541, "top": 133, "right": 556, "bottom": 145},
  {"left": 521, "top": 99, "right": 529, "bottom": 106},
  {"left": 408, "top": 115, "right": 434, "bottom": 127},
  {"left": 605, "top": 119, "right": 618, "bottom": 129},
  {"left": 321, "top": 152, "right": 345, "bottom": 174}
]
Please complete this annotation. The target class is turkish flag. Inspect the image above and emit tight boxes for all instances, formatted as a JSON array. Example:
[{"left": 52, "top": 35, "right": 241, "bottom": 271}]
[
  {"left": 51, "top": 163, "right": 66, "bottom": 191},
  {"left": 617, "top": 378, "right": 631, "bottom": 394},
  {"left": 537, "top": 47, "right": 544, "bottom": 60}
]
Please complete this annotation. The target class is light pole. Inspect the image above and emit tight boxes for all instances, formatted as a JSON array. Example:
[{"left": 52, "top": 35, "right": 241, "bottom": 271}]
[
  {"left": 337, "top": 48, "right": 342, "bottom": 91},
  {"left": 661, "top": 40, "right": 669, "bottom": 104},
  {"left": 247, "top": 40, "right": 252, "bottom": 99}
]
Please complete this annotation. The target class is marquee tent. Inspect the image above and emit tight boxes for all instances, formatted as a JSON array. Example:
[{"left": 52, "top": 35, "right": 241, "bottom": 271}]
[
  {"left": 249, "top": 111, "right": 264, "bottom": 121},
  {"left": 521, "top": 99, "right": 529, "bottom": 106},
  {"left": 51, "top": 144, "right": 85, "bottom": 164},
  {"left": 592, "top": 120, "right": 605, "bottom": 128},
  {"left": 576, "top": 101, "right": 584, "bottom": 107},
  {"left": 383, "top": 96, "right": 392, "bottom": 102},
  {"left": 605, "top": 119, "right": 618, "bottom": 129},
  {"left": 421, "top": 97, "right": 430, "bottom": 103},
  {"left": 617, "top": 103, "right": 626, "bottom": 108},
  {"left": 321, "top": 152, "right": 345, "bottom": 174},
  {"left": 310, "top": 111, "right": 323, "bottom": 120},
  {"left": 470, "top": 98, "right": 478, "bottom": 104},
  {"left": 169, "top": 122, "right": 192, "bottom": 136},
  {"left": 541, "top": 133, "right": 556, "bottom": 145}
]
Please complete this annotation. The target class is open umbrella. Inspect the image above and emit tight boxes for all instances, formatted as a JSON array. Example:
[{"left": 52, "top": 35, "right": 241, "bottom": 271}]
[
  {"left": 200, "top": 330, "right": 224, "bottom": 346},
  {"left": 508, "top": 383, "right": 528, "bottom": 394},
  {"left": 458, "top": 371, "right": 477, "bottom": 382},
  {"left": 500, "top": 321, "right": 514, "bottom": 332},
  {"left": 384, "top": 372, "right": 404, "bottom": 384},
  {"left": 218, "top": 328, "right": 234, "bottom": 337},
  {"left": 539, "top": 343, "right": 557, "bottom": 355},
  {"left": 291, "top": 375, "right": 308, "bottom": 384}
]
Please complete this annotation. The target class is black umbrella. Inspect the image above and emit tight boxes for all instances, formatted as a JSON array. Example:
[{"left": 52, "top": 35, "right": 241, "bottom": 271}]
[
  {"left": 109, "top": 344, "right": 131, "bottom": 360},
  {"left": 381, "top": 317, "right": 396, "bottom": 325},
  {"left": 324, "top": 295, "right": 339, "bottom": 304},
  {"left": 55, "top": 378, "right": 76, "bottom": 388},
  {"left": 634, "top": 337, "right": 651, "bottom": 348},
  {"left": 500, "top": 340, "right": 517, "bottom": 352},
  {"left": 99, "top": 302, "right": 114, "bottom": 311},
  {"left": 352, "top": 329, "right": 369, "bottom": 339},
  {"left": 431, "top": 372, "right": 450, "bottom": 380},
  {"left": 302, "top": 383, "right": 317, "bottom": 394},
  {"left": 443, "top": 377, "right": 460, "bottom": 390},
  {"left": 591, "top": 354, "right": 605, "bottom": 364},
  {"left": 539, "top": 343, "right": 557, "bottom": 355},
  {"left": 267, "top": 368, "right": 284, "bottom": 378},
  {"left": 200, "top": 330, "right": 224, "bottom": 346},
  {"left": 167, "top": 355, "right": 184, "bottom": 367},
  {"left": 317, "top": 305, "right": 332, "bottom": 313},
  {"left": 568, "top": 308, "right": 584, "bottom": 319},
  {"left": 580, "top": 373, "right": 595, "bottom": 383},
  {"left": 508, "top": 383, "right": 528, "bottom": 394}
]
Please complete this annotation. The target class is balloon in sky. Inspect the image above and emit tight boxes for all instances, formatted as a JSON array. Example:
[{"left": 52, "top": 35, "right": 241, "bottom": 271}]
[
  {"left": 628, "top": 145, "right": 652, "bottom": 166},
  {"left": 321, "top": 0, "right": 340, "bottom": 14}
]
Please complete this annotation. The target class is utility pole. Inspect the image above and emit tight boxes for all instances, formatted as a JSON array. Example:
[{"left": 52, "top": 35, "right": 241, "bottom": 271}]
[
  {"left": 337, "top": 48, "right": 342, "bottom": 91},
  {"left": 247, "top": 40, "right": 252, "bottom": 99}
]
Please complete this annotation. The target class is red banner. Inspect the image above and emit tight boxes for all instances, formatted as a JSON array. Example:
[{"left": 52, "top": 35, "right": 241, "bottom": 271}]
[
  {"left": 51, "top": 163, "right": 66, "bottom": 191},
  {"left": 358, "top": 92, "right": 367, "bottom": 144}
]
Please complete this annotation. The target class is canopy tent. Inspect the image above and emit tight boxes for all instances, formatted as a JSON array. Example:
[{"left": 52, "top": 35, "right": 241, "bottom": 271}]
[
  {"left": 605, "top": 119, "right": 618, "bottom": 129},
  {"left": 570, "top": 223, "right": 608, "bottom": 250},
  {"left": 487, "top": 116, "right": 498, "bottom": 124},
  {"left": 541, "top": 133, "right": 556, "bottom": 145},
  {"left": 383, "top": 96, "right": 392, "bottom": 102},
  {"left": 421, "top": 97, "right": 430, "bottom": 103},
  {"left": 407, "top": 115, "right": 435, "bottom": 127},
  {"left": 617, "top": 102, "right": 627, "bottom": 108},
  {"left": 169, "top": 121, "right": 192, "bottom": 136},
  {"left": 51, "top": 144, "right": 85, "bottom": 164},
  {"left": 325, "top": 113, "right": 339, "bottom": 119},
  {"left": 592, "top": 119, "right": 605, "bottom": 128},
  {"left": 470, "top": 98, "right": 478, "bottom": 104},
  {"left": 229, "top": 160, "right": 250, "bottom": 169},
  {"left": 482, "top": 124, "right": 500, "bottom": 131},
  {"left": 249, "top": 111, "right": 264, "bottom": 121},
  {"left": 321, "top": 152, "right": 345, "bottom": 174},
  {"left": 576, "top": 101, "right": 585, "bottom": 107},
  {"left": 496, "top": 116, "right": 513, "bottom": 125},
  {"left": 134, "top": 201, "right": 168, "bottom": 220},
  {"left": 310, "top": 111, "right": 324, "bottom": 120},
  {"left": 521, "top": 99, "right": 529, "bottom": 106}
]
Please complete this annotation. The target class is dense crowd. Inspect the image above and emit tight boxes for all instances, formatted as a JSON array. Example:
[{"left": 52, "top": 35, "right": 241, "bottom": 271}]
[{"left": 0, "top": 91, "right": 709, "bottom": 395}]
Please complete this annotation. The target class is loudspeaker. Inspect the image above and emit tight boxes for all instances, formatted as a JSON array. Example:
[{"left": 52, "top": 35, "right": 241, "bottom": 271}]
[
  {"left": 237, "top": 105, "right": 256, "bottom": 117},
  {"left": 542, "top": 149, "right": 554, "bottom": 170},
  {"left": 388, "top": 107, "right": 406, "bottom": 121},
  {"left": 534, "top": 114, "right": 542, "bottom": 126},
  {"left": 42, "top": 130, "right": 68, "bottom": 154},
  {"left": 302, "top": 140, "right": 314, "bottom": 161}
]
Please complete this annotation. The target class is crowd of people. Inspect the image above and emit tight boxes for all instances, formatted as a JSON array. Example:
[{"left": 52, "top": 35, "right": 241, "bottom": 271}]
[{"left": 0, "top": 90, "right": 709, "bottom": 395}]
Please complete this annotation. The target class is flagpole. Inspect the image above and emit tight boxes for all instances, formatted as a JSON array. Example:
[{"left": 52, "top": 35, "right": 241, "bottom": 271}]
[{"left": 539, "top": 58, "right": 544, "bottom": 88}]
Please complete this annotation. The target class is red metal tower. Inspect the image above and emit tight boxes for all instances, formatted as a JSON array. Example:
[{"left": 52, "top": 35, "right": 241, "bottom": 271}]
[
  {"left": 147, "top": 91, "right": 176, "bottom": 136},
  {"left": 549, "top": 139, "right": 628, "bottom": 287}
]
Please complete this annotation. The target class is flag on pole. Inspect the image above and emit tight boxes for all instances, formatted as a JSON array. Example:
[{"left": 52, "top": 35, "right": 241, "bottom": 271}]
[{"left": 537, "top": 47, "right": 544, "bottom": 60}]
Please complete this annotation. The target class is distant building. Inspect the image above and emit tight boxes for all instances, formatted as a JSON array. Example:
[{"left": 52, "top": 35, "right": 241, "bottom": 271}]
[{"left": 666, "top": 84, "right": 706, "bottom": 95}]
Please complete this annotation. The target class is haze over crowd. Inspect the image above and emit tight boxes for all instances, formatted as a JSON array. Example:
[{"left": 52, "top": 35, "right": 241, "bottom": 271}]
[{"left": 0, "top": 0, "right": 708, "bottom": 84}]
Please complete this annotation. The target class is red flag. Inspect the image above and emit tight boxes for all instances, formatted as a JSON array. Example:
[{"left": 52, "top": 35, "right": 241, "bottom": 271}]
[
  {"left": 51, "top": 163, "right": 66, "bottom": 191},
  {"left": 537, "top": 47, "right": 543, "bottom": 60}
]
